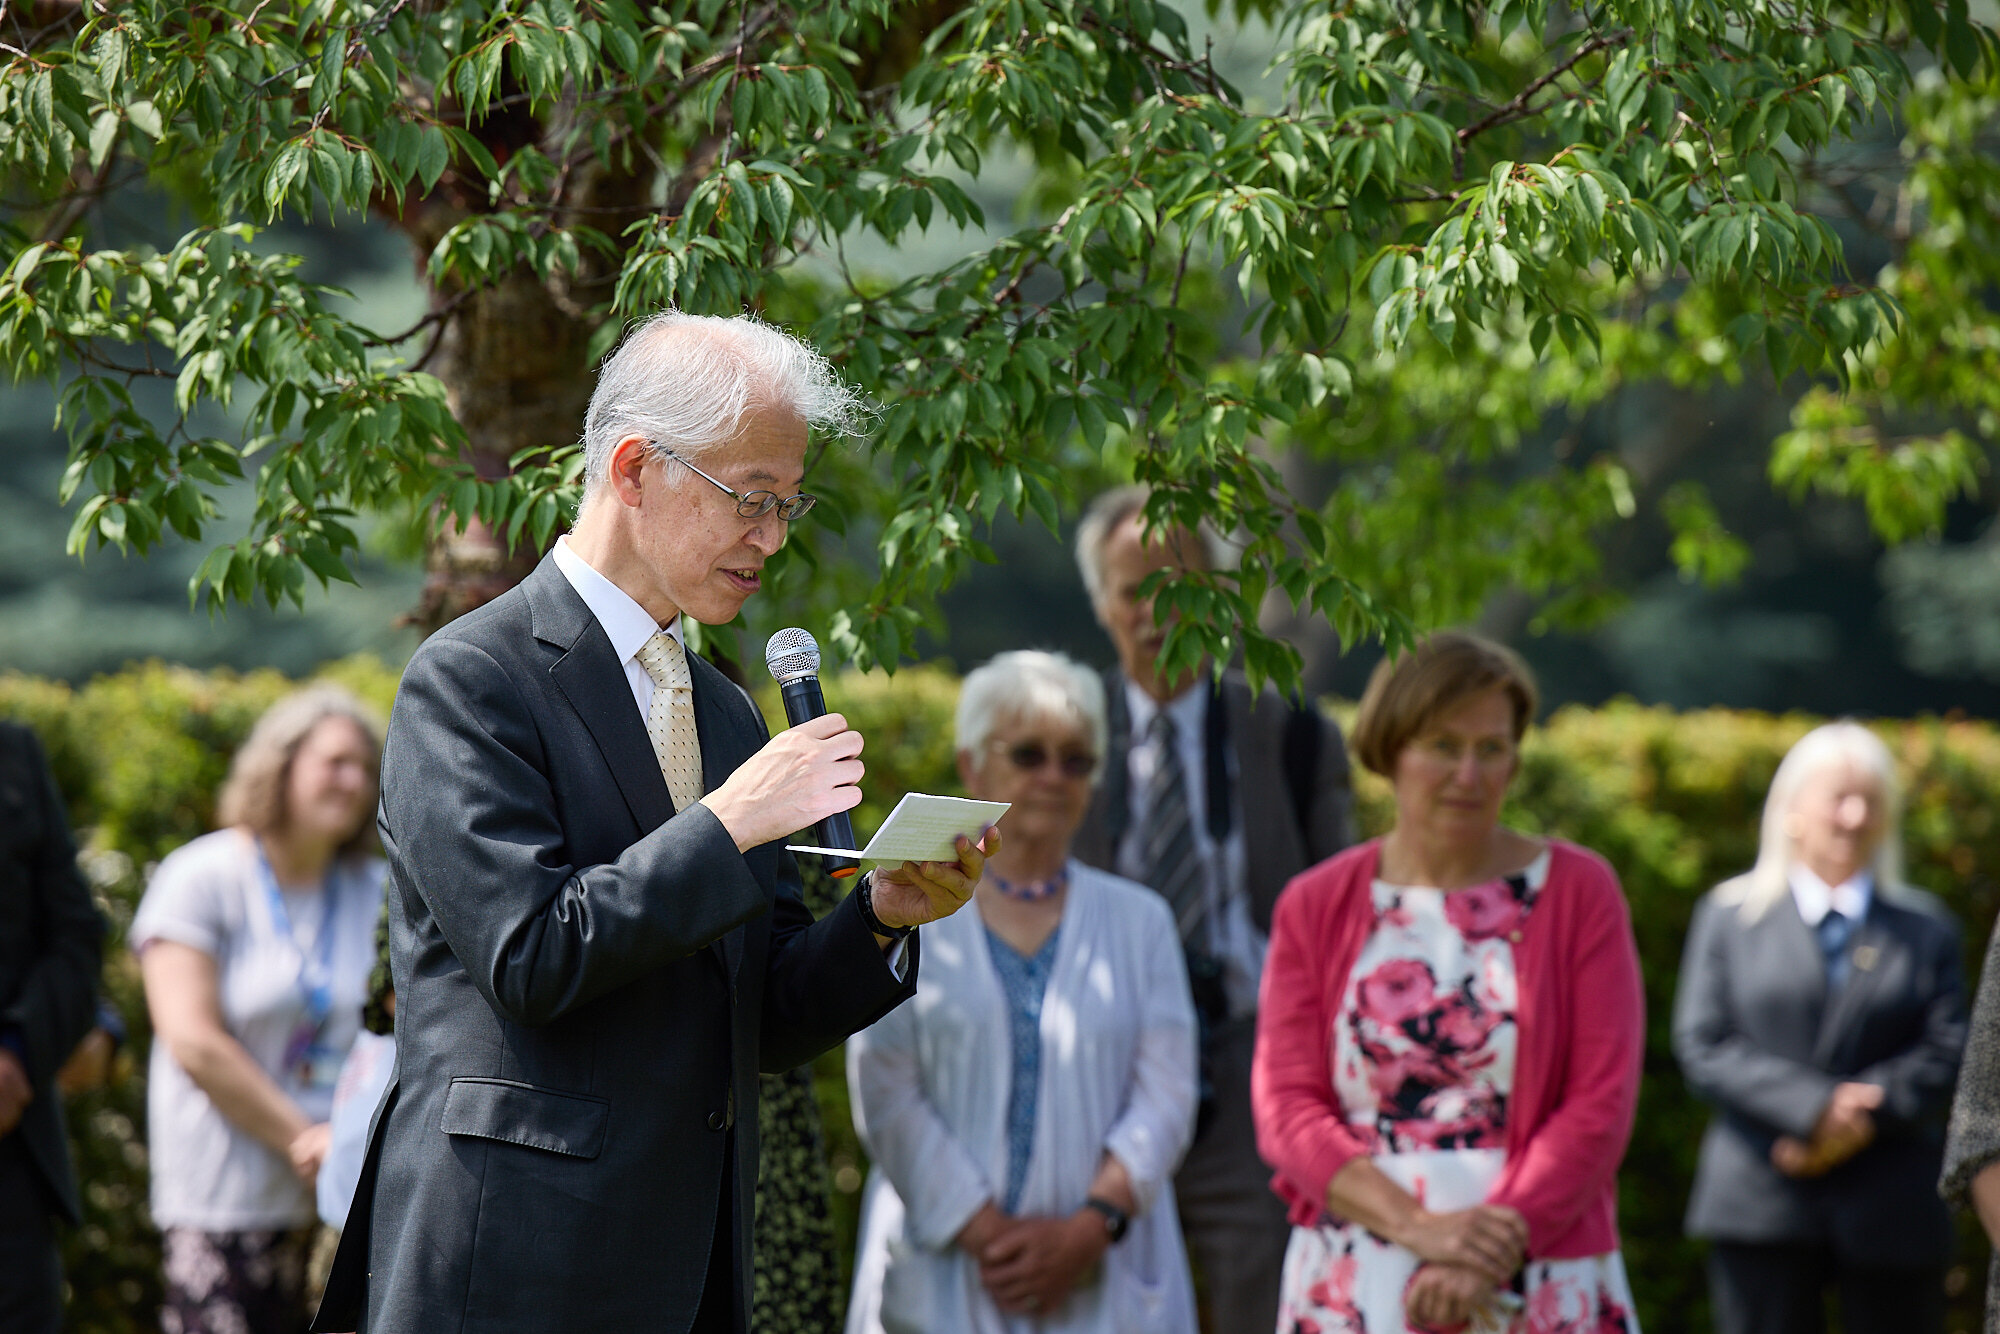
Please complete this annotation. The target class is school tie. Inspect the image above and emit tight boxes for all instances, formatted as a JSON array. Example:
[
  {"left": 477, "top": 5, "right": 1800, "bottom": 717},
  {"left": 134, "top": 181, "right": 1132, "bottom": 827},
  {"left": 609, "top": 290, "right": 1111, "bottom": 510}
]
[
  {"left": 1818, "top": 908, "right": 1856, "bottom": 990},
  {"left": 635, "top": 630, "right": 704, "bottom": 814},
  {"left": 1139, "top": 710, "right": 1204, "bottom": 940}
]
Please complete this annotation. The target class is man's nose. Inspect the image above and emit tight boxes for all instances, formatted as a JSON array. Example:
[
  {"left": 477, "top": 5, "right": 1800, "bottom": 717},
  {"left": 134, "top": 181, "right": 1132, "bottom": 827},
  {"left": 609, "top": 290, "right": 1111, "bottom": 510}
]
[{"left": 746, "top": 514, "right": 786, "bottom": 555}]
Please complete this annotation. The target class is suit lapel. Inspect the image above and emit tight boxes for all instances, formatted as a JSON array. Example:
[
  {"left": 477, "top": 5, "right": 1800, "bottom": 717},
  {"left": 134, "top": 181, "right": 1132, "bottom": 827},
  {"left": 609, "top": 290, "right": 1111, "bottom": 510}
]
[
  {"left": 526, "top": 560, "right": 676, "bottom": 834},
  {"left": 689, "top": 652, "right": 753, "bottom": 986},
  {"left": 1766, "top": 896, "right": 1831, "bottom": 1034},
  {"left": 1097, "top": 668, "right": 1132, "bottom": 852},
  {"left": 1814, "top": 907, "right": 1898, "bottom": 1067}
]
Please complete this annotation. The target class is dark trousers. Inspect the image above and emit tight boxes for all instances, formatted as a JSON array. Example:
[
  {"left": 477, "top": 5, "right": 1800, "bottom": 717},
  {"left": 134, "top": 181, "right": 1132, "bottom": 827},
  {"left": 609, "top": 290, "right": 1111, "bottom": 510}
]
[
  {"left": 0, "top": 1136, "right": 62, "bottom": 1334},
  {"left": 1176, "top": 1016, "right": 1292, "bottom": 1334},
  {"left": 1708, "top": 1240, "right": 1945, "bottom": 1334}
]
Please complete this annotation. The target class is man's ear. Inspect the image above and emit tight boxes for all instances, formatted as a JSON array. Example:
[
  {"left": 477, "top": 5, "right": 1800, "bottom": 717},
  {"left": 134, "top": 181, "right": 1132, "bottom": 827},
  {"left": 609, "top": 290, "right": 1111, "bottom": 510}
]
[
  {"left": 955, "top": 748, "right": 978, "bottom": 790},
  {"left": 606, "top": 435, "right": 653, "bottom": 506}
]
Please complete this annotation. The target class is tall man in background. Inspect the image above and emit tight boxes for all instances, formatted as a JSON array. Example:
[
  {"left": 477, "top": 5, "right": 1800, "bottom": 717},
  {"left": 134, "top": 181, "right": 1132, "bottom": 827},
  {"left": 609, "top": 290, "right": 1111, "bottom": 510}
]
[
  {"left": 315, "top": 312, "right": 988, "bottom": 1334},
  {"left": 1072, "top": 486, "right": 1354, "bottom": 1332},
  {"left": 0, "top": 720, "right": 104, "bottom": 1334}
]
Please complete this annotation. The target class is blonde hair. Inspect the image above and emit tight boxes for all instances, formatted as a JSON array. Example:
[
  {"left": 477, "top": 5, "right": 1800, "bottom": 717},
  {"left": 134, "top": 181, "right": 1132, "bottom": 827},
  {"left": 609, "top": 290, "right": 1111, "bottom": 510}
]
[
  {"left": 216, "top": 686, "right": 383, "bottom": 855},
  {"left": 1716, "top": 721, "right": 1907, "bottom": 921},
  {"left": 1350, "top": 630, "right": 1539, "bottom": 778}
]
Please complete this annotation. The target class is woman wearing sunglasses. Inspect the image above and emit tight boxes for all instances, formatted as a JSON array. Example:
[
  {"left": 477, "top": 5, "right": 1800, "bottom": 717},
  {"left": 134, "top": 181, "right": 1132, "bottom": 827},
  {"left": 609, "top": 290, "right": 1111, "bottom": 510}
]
[{"left": 847, "top": 650, "right": 1200, "bottom": 1333}]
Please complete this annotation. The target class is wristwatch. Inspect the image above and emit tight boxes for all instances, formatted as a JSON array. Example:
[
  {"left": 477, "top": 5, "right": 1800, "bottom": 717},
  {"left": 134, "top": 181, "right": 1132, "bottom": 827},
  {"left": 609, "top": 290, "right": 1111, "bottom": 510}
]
[
  {"left": 857, "top": 872, "right": 914, "bottom": 940},
  {"left": 1083, "top": 1196, "right": 1130, "bottom": 1244}
]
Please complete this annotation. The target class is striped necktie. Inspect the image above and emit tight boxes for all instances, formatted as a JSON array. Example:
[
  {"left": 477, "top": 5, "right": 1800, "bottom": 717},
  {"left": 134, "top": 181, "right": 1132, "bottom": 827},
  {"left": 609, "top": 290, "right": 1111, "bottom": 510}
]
[
  {"left": 635, "top": 631, "right": 704, "bottom": 813},
  {"left": 1139, "top": 709, "right": 1204, "bottom": 940}
]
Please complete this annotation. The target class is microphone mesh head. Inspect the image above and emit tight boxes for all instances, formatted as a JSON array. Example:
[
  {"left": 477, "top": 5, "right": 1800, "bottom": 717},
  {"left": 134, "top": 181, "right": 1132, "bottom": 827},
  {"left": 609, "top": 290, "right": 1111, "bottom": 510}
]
[{"left": 764, "top": 628, "right": 821, "bottom": 684}]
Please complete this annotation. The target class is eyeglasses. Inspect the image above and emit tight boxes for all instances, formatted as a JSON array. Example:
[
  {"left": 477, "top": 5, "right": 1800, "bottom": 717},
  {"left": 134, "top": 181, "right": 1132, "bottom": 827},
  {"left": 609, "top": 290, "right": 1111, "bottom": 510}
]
[
  {"left": 992, "top": 740, "right": 1097, "bottom": 779},
  {"left": 1410, "top": 735, "right": 1517, "bottom": 768},
  {"left": 654, "top": 445, "right": 817, "bottom": 521}
]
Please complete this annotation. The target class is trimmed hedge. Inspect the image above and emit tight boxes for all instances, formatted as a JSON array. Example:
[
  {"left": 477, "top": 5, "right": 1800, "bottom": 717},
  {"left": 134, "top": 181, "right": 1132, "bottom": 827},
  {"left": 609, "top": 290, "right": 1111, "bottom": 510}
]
[{"left": 4, "top": 661, "right": 1995, "bottom": 1333}]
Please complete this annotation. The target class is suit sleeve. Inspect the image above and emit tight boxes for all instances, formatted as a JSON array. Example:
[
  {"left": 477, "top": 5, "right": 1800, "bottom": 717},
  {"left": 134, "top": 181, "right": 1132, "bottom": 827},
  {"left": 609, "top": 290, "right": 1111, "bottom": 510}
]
[
  {"left": 1103, "top": 897, "right": 1200, "bottom": 1217},
  {"left": 1253, "top": 880, "right": 1372, "bottom": 1223},
  {"left": 1672, "top": 894, "right": 1837, "bottom": 1137},
  {"left": 382, "top": 635, "right": 770, "bottom": 1028},
  {"left": 1858, "top": 907, "right": 1966, "bottom": 1138},
  {"left": 2, "top": 728, "right": 104, "bottom": 1088},
  {"left": 1488, "top": 864, "right": 1644, "bottom": 1252},
  {"left": 1306, "top": 710, "right": 1355, "bottom": 861},
  {"left": 1943, "top": 917, "right": 2000, "bottom": 1201},
  {"left": 758, "top": 872, "right": 919, "bottom": 1074}
]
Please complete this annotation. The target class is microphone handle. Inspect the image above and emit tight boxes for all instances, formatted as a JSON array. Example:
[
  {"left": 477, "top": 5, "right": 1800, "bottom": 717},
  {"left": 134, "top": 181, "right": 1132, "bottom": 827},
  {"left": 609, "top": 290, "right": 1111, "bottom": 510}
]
[{"left": 778, "top": 676, "right": 861, "bottom": 879}]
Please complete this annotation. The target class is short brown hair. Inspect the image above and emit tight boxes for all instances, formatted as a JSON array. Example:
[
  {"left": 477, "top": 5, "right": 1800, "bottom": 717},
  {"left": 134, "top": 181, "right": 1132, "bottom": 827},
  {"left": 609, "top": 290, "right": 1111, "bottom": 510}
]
[
  {"left": 1350, "top": 631, "right": 1539, "bottom": 777},
  {"left": 216, "top": 686, "right": 383, "bottom": 854}
]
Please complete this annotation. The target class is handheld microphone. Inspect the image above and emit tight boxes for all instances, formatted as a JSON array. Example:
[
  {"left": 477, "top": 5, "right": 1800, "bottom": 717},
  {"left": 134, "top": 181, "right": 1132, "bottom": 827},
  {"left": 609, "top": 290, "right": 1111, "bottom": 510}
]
[{"left": 764, "top": 628, "right": 861, "bottom": 879}]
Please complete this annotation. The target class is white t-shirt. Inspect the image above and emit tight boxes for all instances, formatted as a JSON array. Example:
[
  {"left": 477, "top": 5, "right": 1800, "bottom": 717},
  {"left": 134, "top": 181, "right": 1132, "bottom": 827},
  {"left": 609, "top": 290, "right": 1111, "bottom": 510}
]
[{"left": 132, "top": 828, "right": 385, "bottom": 1230}]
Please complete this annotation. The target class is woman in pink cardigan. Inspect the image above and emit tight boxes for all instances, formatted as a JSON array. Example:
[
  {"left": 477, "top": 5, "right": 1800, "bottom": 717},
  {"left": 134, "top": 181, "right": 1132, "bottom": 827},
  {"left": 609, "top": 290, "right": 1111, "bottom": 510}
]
[{"left": 1252, "top": 632, "right": 1645, "bottom": 1334}]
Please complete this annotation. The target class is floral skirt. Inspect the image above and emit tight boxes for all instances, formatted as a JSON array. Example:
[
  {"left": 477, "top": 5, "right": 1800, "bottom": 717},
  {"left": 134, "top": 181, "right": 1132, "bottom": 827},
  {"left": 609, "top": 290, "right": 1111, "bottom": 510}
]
[
  {"left": 161, "top": 1225, "right": 317, "bottom": 1334},
  {"left": 1275, "top": 1149, "right": 1638, "bottom": 1334}
]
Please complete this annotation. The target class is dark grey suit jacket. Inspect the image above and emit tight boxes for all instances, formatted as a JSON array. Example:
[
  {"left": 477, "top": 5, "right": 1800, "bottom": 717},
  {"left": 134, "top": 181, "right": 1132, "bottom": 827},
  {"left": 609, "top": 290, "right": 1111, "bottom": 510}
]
[
  {"left": 312, "top": 559, "right": 916, "bottom": 1334},
  {"left": 1072, "top": 669, "right": 1352, "bottom": 937},
  {"left": 0, "top": 721, "right": 103, "bottom": 1225},
  {"left": 1674, "top": 883, "right": 1966, "bottom": 1267}
]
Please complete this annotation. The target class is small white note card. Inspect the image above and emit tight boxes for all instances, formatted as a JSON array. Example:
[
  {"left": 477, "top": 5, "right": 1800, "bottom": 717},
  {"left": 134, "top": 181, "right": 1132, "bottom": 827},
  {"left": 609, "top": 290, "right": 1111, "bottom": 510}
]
[{"left": 786, "top": 793, "right": 1008, "bottom": 865}]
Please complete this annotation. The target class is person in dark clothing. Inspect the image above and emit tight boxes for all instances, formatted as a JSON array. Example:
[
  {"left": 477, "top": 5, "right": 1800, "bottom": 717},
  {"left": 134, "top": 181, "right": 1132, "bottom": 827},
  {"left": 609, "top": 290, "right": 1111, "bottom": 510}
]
[{"left": 0, "top": 720, "right": 106, "bottom": 1333}]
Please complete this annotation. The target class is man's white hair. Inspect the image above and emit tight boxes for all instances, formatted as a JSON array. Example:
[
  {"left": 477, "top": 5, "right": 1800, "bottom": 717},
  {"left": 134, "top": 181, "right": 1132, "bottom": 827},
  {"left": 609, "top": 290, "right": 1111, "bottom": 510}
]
[
  {"left": 1074, "top": 484, "right": 1235, "bottom": 612},
  {"left": 954, "top": 650, "right": 1108, "bottom": 787},
  {"left": 1716, "top": 720, "right": 1910, "bottom": 922},
  {"left": 580, "top": 311, "right": 869, "bottom": 501}
]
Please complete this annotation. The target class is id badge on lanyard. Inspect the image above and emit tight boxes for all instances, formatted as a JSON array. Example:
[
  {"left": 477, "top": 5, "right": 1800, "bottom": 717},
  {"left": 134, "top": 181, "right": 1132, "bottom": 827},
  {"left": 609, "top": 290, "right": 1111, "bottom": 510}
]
[{"left": 256, "top": 842, "right": 344, "bottom": 1092}]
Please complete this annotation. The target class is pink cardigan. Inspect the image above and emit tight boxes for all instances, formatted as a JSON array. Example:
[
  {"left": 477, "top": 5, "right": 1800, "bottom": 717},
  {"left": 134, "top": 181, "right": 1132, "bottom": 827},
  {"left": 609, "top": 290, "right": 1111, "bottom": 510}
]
[{"left": 1251, "top": 838, "right": 1644, "bottom": 1259}]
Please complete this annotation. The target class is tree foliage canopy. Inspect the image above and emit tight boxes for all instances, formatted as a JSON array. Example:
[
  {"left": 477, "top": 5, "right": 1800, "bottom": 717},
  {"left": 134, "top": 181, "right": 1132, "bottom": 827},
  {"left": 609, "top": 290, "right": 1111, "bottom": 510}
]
[{"left": 2, "top": 0, "right": 1995, "bottom": 685}]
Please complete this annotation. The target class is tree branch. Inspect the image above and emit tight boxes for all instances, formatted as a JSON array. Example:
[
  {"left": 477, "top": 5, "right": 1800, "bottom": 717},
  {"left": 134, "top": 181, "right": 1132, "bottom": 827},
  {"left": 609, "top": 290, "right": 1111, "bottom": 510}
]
[{"left": 1455, "top": 30, "right": 1631, "bottom": 168}]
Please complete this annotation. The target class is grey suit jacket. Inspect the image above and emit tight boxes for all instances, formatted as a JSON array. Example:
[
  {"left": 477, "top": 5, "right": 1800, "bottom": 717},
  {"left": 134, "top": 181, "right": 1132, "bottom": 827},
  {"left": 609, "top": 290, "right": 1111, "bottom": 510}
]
[
  {"left": 1673, "top": 883, "right": 1966, "bottom": 1266},
  {"left": 312, "top": 559, "right": 916, "bottom": 1334},
  {"left": 0, "top": 721, "right": 103, "bottom": 1224},
  {"left": 1941, "top": 917, "right": 2000, "bottom": 1332},
  {"left": 1072, "top": 669, "right": 1353, "bottom": 939}
]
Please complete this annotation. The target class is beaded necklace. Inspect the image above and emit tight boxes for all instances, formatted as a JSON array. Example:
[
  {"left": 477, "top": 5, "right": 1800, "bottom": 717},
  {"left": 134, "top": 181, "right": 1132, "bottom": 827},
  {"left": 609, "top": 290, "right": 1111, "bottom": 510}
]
[{"left": 988, "top": 865, "right": 1069, "bottom": 902}]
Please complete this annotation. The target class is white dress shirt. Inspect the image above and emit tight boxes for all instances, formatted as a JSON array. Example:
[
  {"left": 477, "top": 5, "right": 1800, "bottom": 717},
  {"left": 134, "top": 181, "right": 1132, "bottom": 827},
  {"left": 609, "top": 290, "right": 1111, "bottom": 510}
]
[
  {"left": 551, "top": 536, "right": 682, "bottom": 720},
  {"left": 1788, "top": 864, "right": 1874, "bottom": 928},
  {"left": 1115, "top": 680, "right": 1265, "bottom": 1018}
]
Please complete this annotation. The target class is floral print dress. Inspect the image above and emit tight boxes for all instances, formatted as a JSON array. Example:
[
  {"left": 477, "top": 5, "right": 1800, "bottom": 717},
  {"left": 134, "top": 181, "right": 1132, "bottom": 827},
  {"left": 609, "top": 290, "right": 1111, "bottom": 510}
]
[{"left": 1275, "top": 851, "right": 1639, "bottom": 1334}]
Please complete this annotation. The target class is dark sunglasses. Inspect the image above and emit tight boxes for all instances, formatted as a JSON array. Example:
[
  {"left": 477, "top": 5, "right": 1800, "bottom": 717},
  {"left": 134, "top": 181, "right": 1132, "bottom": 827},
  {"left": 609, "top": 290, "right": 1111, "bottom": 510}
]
[{"left": 993, "top": 740, "right": 1097, "bottom": 778}]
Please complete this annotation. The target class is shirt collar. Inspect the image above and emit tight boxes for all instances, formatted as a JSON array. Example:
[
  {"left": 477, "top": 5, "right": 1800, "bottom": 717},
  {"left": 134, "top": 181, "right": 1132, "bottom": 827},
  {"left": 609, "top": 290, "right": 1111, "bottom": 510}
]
[
  {"left": 1788, "top": 863, "right": 1874, "bottom": 927},
  {"left": 1125, "top": 676, "right": 1205, "bottom": 741},
  {"left": 551, "top": 537, "right": 682, "bottom": 666}
]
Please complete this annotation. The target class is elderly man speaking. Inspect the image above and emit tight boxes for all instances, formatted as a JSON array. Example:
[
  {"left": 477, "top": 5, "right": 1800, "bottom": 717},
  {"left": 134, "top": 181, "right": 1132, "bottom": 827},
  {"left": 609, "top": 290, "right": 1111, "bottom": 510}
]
[{"left": 313, "top": 312, "right": 990, "bottom": 1334}]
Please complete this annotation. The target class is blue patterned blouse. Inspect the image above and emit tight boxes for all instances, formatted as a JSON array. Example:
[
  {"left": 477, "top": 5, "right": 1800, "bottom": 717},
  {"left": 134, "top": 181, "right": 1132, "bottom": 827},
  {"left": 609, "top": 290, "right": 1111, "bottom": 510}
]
[{"left": 984, "top": 922, "right": 1064, "bottom": 1214}]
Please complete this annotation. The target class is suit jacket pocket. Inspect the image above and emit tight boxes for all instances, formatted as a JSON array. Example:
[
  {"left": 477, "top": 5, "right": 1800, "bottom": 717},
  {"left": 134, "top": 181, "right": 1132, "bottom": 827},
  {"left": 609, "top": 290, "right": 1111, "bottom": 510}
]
[{"left": 440, "top": 1077, "right": 610, "bottom": 1160}]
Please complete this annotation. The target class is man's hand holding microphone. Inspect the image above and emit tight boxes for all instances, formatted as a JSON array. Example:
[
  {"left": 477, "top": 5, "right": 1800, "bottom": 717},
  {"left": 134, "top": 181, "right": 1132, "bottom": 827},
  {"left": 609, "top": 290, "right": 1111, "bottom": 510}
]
[{"left": 698, "top": 629, "right": 996, "bottom": 944}]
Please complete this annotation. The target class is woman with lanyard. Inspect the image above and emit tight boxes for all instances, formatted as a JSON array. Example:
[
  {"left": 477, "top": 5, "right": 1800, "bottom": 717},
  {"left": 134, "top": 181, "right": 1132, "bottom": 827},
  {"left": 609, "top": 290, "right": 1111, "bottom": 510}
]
[{"left": 134, "top": 686, "right": 386, "bottom": 1334}]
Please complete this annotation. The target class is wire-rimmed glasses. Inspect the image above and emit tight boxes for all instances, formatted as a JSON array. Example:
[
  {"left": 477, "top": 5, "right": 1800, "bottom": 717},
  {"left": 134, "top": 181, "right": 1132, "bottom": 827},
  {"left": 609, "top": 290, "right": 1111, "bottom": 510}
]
[{"left": 654, "top": 444, "right": 817, "bottom": 521}]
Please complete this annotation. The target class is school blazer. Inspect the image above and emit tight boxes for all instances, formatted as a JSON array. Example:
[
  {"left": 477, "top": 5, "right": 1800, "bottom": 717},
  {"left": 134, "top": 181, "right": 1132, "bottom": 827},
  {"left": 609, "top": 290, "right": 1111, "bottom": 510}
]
[
  {"left": 1673, "top": 884, "right": 1966, "bottom": 1267},
  {"left": 312, "top": 558, "right": 916, "bottom": 1334}
]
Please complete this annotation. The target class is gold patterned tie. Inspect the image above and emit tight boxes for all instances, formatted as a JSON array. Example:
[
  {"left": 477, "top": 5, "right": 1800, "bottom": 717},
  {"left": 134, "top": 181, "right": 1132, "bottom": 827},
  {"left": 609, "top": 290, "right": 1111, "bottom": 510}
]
[{"left": 635, "top": 630, "right": 704, "bottom": 813}]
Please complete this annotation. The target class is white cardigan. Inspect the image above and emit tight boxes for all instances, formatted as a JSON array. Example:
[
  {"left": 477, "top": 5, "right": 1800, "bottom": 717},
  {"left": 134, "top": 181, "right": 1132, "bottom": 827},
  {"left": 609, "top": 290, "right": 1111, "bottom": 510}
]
[{"left": 846, "top": 863, "right": 1200, "bottom": 1334}]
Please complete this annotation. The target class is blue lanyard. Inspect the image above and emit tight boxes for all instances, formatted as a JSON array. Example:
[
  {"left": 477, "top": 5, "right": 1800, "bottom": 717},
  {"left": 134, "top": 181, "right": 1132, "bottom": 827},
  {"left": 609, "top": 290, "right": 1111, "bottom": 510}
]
[{"left": 251, "top": 839, "right": 341, "bottom": 1027}]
